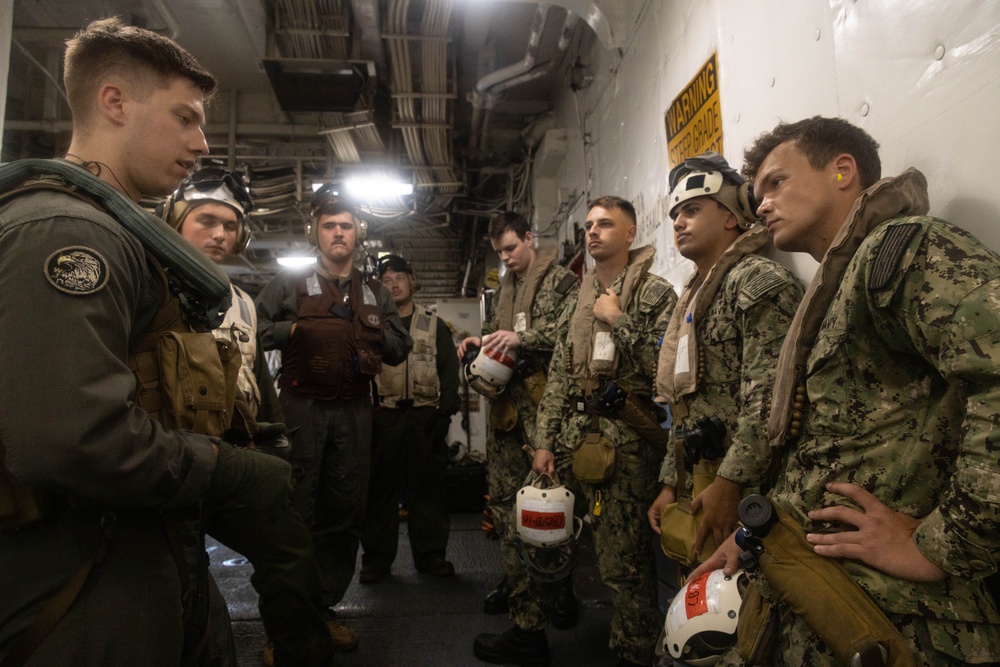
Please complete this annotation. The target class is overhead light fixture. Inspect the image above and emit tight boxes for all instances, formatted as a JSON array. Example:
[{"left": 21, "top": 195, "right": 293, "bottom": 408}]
[
  {"left": 344, "top": 175, "right": 413, "bottom": 201},
  {"left": 277, "top": 256, "right": 316, "bottom": 268}
]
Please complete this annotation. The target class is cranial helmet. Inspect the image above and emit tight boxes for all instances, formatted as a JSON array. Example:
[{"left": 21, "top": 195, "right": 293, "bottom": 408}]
[
  {"left": 308, "top": 183, "right": 366, "bottom": 245},
  {"left": 377, "top": 253, "right": 420, "bottom": 292},
  {"left": 515, "top": 471, "right": 583, "bottom": 582},
  {"left": 663, "top": 569, "right": 748, "bottom": 666},
  {"left": 162, "top": 167, "right": 255, "bottom": 254},
  {"left": 668, "top": 151, "right": 759, "bottom": 230},
  {"left": 464, "top": 345, "right": 517, "bottom": 399}
]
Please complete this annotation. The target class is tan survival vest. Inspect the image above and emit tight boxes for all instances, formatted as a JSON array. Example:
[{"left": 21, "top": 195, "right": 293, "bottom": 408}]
[{"left": 376, "top": 306, "right": 440, "bottom": 408}]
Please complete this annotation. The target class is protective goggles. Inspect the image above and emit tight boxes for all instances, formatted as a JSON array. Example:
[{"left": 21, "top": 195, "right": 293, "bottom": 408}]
[{"left": 178, "top": 168, "right": 254, "bottom": 217}]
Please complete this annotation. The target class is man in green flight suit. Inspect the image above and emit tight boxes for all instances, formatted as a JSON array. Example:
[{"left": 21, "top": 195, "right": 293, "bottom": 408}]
[
  {"left": 460, "top": 212, "right": 580, "bottom": 665},
  {"left": 256, "top": 190, "right": 411, "bottom": 651}
]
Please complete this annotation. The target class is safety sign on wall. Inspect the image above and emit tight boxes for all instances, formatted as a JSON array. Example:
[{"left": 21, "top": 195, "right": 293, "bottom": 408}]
[{"left": 665, "top": 53, "right": 722, "bottom": 169}]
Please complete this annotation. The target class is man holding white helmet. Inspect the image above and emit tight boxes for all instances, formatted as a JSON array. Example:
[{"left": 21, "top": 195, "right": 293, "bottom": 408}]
[
  {"left": 648, "top": 152, "right": 802, "bottom": 568},
  {"left": 458, "top": 211, "right": 580, "bottom": 659},
  {"left": 529, "top": 196, "right": 677, "bottom": 667}
]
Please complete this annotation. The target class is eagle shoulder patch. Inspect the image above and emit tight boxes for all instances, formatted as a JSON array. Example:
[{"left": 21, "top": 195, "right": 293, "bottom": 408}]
[{"left": 45, "top": 246, "right": 109, "bottom": 295}]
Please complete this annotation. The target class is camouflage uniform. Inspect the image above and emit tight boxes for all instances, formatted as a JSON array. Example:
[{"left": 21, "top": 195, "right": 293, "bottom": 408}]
[
  {"left": 747, "top": 171, "right": 1000, "bottom": 665},
  {"left": 658, "top": 253, "right": 803, "bottom": 492},
  {"left": 536, "top": 246, "right": 677, "bottom": 665},
  {"left": 482, "top": 257, "right": 578, "bottom": 632}
]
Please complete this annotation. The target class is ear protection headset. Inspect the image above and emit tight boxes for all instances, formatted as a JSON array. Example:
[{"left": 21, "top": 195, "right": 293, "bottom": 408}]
[
  {"left": 667, "top": 151, "right": 760, "bottom": 230},
  {"left": 377, "top": 253, "right": 420, "bottom": 292},
  {"left": 160, "top": 167, "right": 254, "bottom": 254},
  {"left": 308, "top": 183, "right": 367, "bottom": 246}
]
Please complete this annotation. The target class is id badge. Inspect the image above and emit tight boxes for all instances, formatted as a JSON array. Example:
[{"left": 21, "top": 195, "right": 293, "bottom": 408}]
[
  {"left": 674, "top": 334, "right": 690, "bottom": 375},
  {"left": 514, "top": 312, "right": 527, "bottom": 333},
  {"left": 593, "top": 331, "right": 616, "bottom": 362},
  {"left": 306, "top": 273, "right": 322, "bottom": 296}
]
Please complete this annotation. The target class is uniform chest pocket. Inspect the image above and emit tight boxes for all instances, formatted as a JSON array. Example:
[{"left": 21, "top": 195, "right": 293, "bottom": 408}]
[{"left": 804, "top": 327, "right": 856, "bottom": 436}]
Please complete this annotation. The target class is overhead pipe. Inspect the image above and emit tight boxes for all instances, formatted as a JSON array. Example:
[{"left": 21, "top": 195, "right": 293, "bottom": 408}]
[
  {"left": 467, "top": 3, "right": 551, "bottom": 155},
  {"left": 477, "top": 10, "right": 579, "bottom": 154}
]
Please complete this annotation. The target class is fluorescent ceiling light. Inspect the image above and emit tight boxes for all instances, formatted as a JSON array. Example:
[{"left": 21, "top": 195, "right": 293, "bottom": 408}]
[
  {"left": 277, "top": 256, "right": 316, "bottom": 268},
  {"left": 344, "top": 176, "right": 413, "bottom": 200}
]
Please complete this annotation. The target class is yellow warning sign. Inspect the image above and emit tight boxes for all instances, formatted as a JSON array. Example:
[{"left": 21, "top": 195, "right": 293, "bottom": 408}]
[{"left": 665, "top": 53, "right": 722, "bottom": 170}]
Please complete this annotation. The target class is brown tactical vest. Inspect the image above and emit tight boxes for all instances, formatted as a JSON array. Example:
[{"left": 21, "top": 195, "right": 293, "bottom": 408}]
[
  {"left": 128, "top": 255, "right": 241, "bottom": 437},
  {"left": 279, "top": 267, "right": 386, "bottom": 400}
]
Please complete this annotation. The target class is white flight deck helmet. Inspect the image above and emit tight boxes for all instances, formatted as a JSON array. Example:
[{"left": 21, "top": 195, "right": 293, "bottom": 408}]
[
  {"left": 464, "top": 345, "right": 517, "bottom": 399},
  {"left": 515, "top": 471, "right": 583, "bottom": 582},
  {"left": 663, "top": 569, "right": 747, "bottom": 666},
  {"left": 667, "top": 151, "right": 760, "bottom": 231}
]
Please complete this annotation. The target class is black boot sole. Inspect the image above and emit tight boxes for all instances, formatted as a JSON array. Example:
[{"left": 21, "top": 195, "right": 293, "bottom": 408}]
[{"left": 472, "top": 638, "right": 549, "bottom": 667}]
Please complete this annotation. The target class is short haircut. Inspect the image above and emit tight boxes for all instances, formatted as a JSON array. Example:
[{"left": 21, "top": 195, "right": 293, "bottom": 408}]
[
  {"left": 588, "top": 195, "right": 636, "bottom": 225},
  {"left": 63, "top": 17, "right": 217, "bottom": 126},
  {"left": 314, "top": 197, "right": 358, "bottom": 221},
  {"left": 742, "top": 116, "right": 882, "bottom": 189},
  {"left": 487, "top": 211, "right": 531, "bottom": 242}
]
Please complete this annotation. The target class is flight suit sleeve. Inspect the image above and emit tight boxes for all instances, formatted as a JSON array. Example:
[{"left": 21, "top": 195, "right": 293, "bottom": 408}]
[
  {"left": 255, "top": 271, "right": 298, "bottom": 351},
  {"left": 436, "top": 317, "right": 462, "bottom": 416},
  {"left": 718, "top": 267, "right": 804, "bottom": 487},
  {"left": 612, "top": 275, "right": 677, "bottom": 377},
  {"left": 379, "top": 282, "right": 413, "bottom": 366},
  {"left": 0, "top": 211, "right": 216, "bottom": 509}
]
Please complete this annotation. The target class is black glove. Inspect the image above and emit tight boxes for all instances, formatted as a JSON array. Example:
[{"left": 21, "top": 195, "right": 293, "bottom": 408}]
[
  {"left": 252, "top": 422, "right": 293, "bottom": 460},
  {"left": 205, "top": 442, "right": 293, "bottom": 519}
]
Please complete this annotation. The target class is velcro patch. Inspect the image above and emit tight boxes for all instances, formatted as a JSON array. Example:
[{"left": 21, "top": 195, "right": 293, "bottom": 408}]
[
  {"left": 640, "top": 279, "right": 670, "bottom": 309},
  {"left": 45, "top": 246, "right": 109, "bottom": 295},
  {"left": 555, "top": 272, "right": 578, "bottom": 296},
  {"left": 868, "top": 223, "right": 921, "bottom": 292},
  {"left": 741, "top": 272, "right": 787, "bottom": 303}
]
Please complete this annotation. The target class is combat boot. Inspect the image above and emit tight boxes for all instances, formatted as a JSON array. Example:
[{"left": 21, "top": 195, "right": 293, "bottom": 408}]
[
  {"left": 483, "top": 575, "right": 511, "bottom": 614},
  {"left": 322, "top": 609, "right": 359, "bottom": 652},
  {"left": 550, "top": 577, "right": 579, "bottom": 630},
  {"left": 473, "top": 626, "right": 549, "bottom": 667}
]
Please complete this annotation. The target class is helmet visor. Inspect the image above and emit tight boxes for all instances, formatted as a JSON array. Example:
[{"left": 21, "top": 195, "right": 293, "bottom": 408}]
[{"left": 182, "top": 168, "right": 254, "bottom": 216}]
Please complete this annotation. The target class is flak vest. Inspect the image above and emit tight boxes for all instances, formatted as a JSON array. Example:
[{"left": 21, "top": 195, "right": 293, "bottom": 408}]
[
  {"left": 279, "top": 268, "right": 386, "bottom": 400},
  {"left": 376, "top": 307, "right": 440, "bottom": 408}
]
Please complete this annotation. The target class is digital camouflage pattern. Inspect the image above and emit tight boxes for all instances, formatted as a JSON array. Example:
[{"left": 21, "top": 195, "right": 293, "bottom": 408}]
[
  {"left": 658, "top": 254, "right": 803, "bottom": 491},
  {"left": 765, "top": 213, "right": 1000, "bottom": 663},
  {"left": 482, "top": 261, "right": 579, "bottom": 632},
  {"left": 535, "top": 264, "right": 676, "bottom": 665}
]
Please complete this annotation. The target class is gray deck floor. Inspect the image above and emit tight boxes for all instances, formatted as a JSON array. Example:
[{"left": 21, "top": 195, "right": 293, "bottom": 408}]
[{"left": 209, "top": 513, "right": 667, "bottom": 667}]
